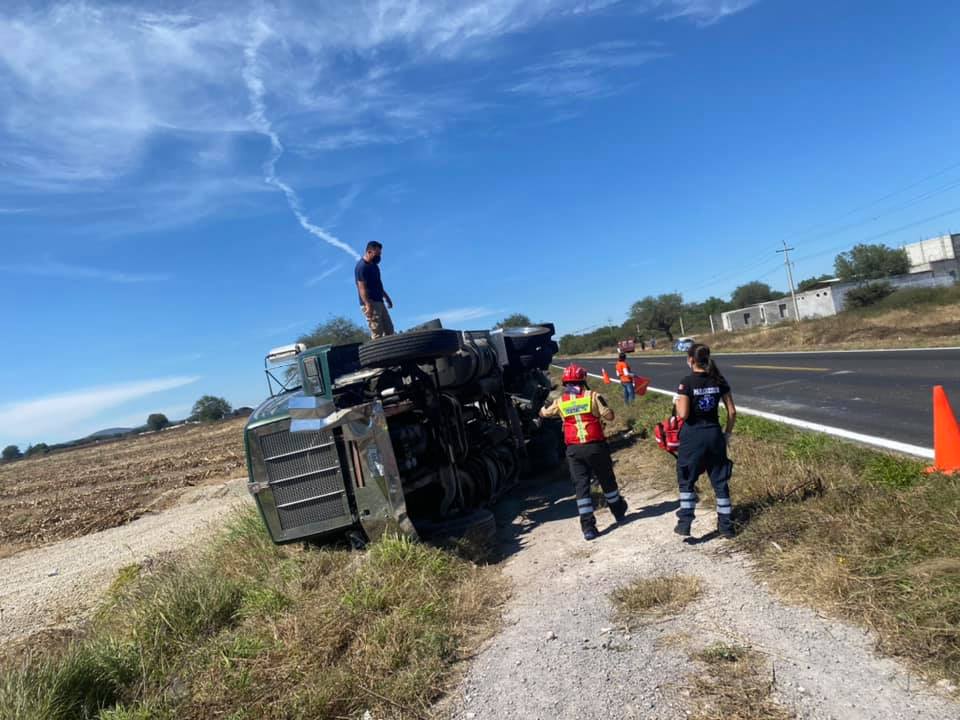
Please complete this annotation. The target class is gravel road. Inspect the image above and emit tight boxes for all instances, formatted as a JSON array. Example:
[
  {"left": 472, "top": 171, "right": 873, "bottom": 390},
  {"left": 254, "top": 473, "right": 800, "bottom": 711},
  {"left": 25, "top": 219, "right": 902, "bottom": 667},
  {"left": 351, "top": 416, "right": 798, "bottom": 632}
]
[
  {"left": 442, "top": 471, "right": 960, "bottom": 720},
  {"left": 0, "top": 478, "right": 251, "bottom": 647}
]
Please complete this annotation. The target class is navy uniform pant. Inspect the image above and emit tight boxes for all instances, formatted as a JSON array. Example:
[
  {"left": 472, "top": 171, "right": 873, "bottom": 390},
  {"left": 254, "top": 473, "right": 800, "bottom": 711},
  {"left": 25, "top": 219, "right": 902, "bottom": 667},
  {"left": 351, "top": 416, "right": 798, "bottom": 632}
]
[
  {"left": 566, "top": 442, "right": 625, "bottom": 532},
  {"left": 676, "top": 424, "right": 733, "bottom": 530}
]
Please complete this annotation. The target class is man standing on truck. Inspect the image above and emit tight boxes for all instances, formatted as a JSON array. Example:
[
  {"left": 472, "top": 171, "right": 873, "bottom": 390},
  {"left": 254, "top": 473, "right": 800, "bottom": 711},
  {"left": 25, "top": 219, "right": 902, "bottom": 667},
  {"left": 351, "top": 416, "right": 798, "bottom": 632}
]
[
  {"left": 540, "top": 363, "right": 628, "bottom": 540},
  {"left": 355, "top": 241, "right": 395, "bottom": 339}
]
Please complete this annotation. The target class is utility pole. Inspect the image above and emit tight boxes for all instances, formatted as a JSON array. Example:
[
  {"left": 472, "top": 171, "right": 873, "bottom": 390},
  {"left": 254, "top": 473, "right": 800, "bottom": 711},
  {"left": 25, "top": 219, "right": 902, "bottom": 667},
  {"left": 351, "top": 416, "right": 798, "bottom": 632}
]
[
  {"left": 709, "top": 315, "right": 716, "bottom": 334},
  {"left": 777, "top": 240, "right": 801, "bottom": 322},
  {"left": 679, "top": 315, "right": 685, "bottom": 336}
]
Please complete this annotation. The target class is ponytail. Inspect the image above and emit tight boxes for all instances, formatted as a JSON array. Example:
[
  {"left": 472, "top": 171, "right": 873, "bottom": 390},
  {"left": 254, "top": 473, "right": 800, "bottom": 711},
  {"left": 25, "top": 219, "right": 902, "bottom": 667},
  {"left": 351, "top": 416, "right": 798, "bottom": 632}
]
[{"left": 689, "top": 343, "right": 726, "bottom": 384}]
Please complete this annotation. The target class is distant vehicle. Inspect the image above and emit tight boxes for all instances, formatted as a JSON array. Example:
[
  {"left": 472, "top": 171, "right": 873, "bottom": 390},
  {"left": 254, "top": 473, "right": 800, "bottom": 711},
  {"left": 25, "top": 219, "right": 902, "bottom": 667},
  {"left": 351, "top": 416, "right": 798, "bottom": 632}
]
[
  {"left": 617, "top": 338, "right": 636, "bottom": 353},
  {"left": 674, "top": 336, "right": 695, "bottom": 352}
]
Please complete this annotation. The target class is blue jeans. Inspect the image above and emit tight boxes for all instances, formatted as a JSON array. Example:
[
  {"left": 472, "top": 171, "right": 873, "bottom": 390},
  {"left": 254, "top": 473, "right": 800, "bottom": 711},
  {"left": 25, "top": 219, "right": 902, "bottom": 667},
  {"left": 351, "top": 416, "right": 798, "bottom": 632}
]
[{"left": 622, "top": 381, "right": 636, "bottom": 404}]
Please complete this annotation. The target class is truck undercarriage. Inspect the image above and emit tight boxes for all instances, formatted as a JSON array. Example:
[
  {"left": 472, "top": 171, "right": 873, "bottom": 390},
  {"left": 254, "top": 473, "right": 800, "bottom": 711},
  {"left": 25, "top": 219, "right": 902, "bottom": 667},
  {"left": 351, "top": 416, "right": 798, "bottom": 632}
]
[{"left": 244, "top": 323, "right": 563, "bottom": 546}]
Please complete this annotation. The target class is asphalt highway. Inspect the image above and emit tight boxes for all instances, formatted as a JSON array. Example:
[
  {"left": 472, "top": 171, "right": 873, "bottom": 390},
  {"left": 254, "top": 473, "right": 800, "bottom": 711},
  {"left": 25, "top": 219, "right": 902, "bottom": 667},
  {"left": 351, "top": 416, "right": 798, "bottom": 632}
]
[{"left": 569, "top": 349, "right": 960, "bottom": 453}]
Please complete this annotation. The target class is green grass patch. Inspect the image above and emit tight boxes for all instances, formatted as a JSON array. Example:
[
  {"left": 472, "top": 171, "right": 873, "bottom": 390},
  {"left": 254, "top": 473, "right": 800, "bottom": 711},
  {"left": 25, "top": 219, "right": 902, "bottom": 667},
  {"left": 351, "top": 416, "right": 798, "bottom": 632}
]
[{"left": 0, "top": 510, "right": 505, "bottom": 720}]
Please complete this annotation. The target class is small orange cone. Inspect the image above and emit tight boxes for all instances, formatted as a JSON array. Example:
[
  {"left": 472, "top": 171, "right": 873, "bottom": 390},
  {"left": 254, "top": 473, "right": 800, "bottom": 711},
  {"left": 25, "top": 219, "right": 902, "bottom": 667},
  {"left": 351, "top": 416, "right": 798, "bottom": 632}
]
[
  {"left": 602, "top": 368, "right": 611, "bottom": 384},
  {"left": 927, "top": 385, "right": 960, "bottom": 474}
]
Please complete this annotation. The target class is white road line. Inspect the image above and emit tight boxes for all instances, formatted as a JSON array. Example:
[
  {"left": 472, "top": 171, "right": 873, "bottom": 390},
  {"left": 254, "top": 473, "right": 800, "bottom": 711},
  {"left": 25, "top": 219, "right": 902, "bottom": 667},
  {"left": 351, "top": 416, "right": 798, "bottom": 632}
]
[
  {"left": 831, "top": 370, "right": 855, "bottom": 375},
  {"left": 571, "top": 346, "right": 960, "bottom": 359},
  {"left": 551, "top": 365, "right": 934, "bottom": 459}
]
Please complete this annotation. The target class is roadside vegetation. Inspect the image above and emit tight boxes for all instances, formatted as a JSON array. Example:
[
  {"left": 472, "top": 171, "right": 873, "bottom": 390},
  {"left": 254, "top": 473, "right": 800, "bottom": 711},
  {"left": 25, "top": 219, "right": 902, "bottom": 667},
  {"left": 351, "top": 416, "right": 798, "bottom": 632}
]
[
  {"left": 611, "top": 575, "right": 702, "bottom": 624},
  {"left": 561, "top": 370, "right": 960, "bottom": 685},
  {"left": 0, "top": 509, "right": 504, "bottom": 720},
  {"left": 692, "top": 643, "right": 793, "bottom": 720},
  {"left": 559, "top": 241, "right": 958, "bottom": 356}
]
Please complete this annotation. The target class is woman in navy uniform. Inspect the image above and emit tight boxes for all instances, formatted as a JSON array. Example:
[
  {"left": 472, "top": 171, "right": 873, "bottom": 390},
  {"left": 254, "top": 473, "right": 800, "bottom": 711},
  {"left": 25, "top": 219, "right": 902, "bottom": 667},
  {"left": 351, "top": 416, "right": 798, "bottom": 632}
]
[{"left": 674, "top": 343, "right": 737, "bottom": 538}]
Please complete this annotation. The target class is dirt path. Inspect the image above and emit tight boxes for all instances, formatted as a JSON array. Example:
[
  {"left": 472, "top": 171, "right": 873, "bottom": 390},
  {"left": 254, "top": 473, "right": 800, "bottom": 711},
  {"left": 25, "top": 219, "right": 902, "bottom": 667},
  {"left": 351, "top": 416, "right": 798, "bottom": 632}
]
[
  {"left": 443, "top": 473, "right": 960, "bottom": 720},
  {"left": 0, "top": 478, "right": 250, "bottom": 647}
]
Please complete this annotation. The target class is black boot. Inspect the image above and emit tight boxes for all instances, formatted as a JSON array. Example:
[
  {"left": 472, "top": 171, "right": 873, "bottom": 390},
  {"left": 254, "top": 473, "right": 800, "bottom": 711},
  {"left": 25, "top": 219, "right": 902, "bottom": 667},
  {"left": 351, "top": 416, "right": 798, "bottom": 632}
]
[
  {"left": 581, "top": 514, "right": 600, "bottom": 541},
  {"left": 611, "top": 498, "right": 629, "bottom": 523},
  {"left": 718, "top": 518, "right": 735, "bottom": 539},
  {"left": 674, "top": 519, "right": 692, "bottom": 536}
]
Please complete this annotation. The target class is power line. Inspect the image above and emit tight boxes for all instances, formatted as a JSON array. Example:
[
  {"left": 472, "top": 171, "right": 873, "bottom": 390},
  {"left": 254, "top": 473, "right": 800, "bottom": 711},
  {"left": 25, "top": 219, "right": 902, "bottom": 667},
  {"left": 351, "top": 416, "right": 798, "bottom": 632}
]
[{"left": 778, "top": 158, "right": 960, "bottom": 245}]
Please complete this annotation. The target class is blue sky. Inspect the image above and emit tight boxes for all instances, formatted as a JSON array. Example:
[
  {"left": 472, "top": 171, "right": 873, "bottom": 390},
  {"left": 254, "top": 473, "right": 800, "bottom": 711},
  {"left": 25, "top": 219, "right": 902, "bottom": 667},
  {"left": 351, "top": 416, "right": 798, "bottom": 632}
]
[{"left": 1, "top": 0, "right": 959, "bottom": 446}]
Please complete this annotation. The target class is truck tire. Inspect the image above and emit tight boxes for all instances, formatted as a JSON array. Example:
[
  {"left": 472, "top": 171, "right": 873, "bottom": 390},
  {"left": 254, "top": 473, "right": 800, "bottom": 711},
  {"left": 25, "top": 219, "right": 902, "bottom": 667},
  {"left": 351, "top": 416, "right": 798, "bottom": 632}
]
[
  {"left": 415, "top": 509, "right": 497, "bottom": 547},
  {"left": 359, "top": 329, "right": 460, "bottom": 368}
]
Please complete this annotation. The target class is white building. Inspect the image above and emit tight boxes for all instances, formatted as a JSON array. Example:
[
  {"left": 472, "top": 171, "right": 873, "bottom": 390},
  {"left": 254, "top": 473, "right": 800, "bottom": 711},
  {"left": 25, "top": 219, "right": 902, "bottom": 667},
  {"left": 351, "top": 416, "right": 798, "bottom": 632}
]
[{"left": 903, "top": 234, "right": 960, "bottom": 280}]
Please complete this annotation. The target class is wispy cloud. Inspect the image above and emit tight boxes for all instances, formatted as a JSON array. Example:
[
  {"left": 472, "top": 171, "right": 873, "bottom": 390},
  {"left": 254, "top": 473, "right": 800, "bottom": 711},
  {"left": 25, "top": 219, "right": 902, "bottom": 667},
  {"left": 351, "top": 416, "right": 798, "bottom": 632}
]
[
  {"left": 305, "top": 263, "right": 345, "bottom": 287},
  {"left": 327, "top": 185, "right": 362, "bottom": 227},
  {"left": 0, "top": 207, "right": 33, "bottom": 214},
  {"left": 0, "top": 260, "right": 170, "bottom": 283},
  {"left": 416, "top": 307, "right": 502, "bottom": 325},
  {"left": 0, "top": 376, "right": 199, "bottom": 441},
  {"left": 243, "top": 17, "right": 360, "bottom": 260},
  {"left": 510, "top": 40, "right": 667, "bottom": 102},
  {"left": 0, "top": 1, "right": 757, "bottom": 220},
  {"left": 651, "top": 0, "right": 758, "bottom": 26}
]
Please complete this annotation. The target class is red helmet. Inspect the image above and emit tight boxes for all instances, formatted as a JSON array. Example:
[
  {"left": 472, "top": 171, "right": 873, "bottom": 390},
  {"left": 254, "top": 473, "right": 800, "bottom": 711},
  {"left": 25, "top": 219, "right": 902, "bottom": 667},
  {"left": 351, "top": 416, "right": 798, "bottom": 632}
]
[{"left": 562, "top": 363, "right": 588, "bottom": 384}]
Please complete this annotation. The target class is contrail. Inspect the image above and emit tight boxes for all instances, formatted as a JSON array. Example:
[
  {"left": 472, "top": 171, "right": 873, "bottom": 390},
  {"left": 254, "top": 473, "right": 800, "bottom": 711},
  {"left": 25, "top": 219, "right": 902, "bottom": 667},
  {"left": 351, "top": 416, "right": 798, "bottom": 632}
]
[{"left": 242, "top": 20, "right": 360, "bottom": 260}]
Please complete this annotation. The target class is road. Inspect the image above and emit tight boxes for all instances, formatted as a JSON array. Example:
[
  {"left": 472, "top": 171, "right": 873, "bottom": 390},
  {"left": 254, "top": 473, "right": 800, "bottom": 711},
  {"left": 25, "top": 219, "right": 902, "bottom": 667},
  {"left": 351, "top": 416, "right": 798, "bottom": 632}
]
[{"left": 569, "top": 349, "right": 960, "bottom": 453}]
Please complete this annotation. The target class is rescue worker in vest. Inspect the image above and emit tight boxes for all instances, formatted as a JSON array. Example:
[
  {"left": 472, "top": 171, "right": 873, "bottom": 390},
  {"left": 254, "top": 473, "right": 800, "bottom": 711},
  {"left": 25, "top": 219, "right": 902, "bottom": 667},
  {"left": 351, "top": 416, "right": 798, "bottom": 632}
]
[
  {"left": 540, "top": 364, "right": 628, "bottom": 540},
  {"left": 616, "top": 352, "right": 636, "bottom": 405},
  {"left": 674, "top": 343, "right": 737, "bottom": 539}
]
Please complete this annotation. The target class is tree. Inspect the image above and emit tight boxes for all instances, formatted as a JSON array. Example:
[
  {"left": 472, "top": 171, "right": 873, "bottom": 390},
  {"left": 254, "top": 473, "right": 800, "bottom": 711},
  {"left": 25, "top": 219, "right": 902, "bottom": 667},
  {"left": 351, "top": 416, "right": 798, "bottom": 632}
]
[
  {"left": 147, "top": 413, "right": 170, "bottom": 432},
  {"left": 495, "top": 313, "right": 532, "bottom": 329},
  {"left": 191, "top": 396, "right": 232, "bottom": 422},
  {"left": 297, "top": 317, "right": 368, "bottom": 348},
  {"left": 25, "top": 443, "right": 49, "bottom": 457},
  {"left": 2, "top": 445, "right": 22, "bottom": 462},
  {"left": 730, "top": 282, "right": 778, "bottom": 309},
  {"left": 834, "top": 243, "right": 909, "bottom": 282},
  {"left": 630, "top": 293, "right": 683, "bottom": 342},
  {"left": 797, "top": 274, "right": 834, "bottom": 292}
]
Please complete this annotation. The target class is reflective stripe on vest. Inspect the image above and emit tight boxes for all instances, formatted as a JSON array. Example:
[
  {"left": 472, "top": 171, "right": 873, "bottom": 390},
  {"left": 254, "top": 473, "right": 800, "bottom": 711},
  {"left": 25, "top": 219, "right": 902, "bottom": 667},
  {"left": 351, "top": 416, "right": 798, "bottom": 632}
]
[{"left": 558, "top": 391, "right": 605, "bottom": 445}]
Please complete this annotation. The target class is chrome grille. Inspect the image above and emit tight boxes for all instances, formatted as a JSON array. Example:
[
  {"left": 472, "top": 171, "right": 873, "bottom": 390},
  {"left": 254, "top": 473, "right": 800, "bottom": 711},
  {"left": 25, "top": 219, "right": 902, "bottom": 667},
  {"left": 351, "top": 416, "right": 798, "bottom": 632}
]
[{"left": 257, "top": 423, "right": 352, "bottom": 532}]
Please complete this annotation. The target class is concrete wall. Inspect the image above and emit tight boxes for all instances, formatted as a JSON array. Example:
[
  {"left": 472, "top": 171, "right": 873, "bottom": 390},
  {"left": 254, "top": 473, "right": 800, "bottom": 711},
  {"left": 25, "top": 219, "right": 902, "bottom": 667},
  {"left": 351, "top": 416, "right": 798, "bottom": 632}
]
[
  {"left": 720, "top": 269, "right": 957, "bottom": 333},
  {"left": 796, "top": 285, "right": 841, "bottom": 318},
  {"left": 904, "top": 234, "right": 958, "bottom": 272},
  {"left": 721, "top": 298, "right": 797, "bottom": 330},
  {"left": 721, "top": 304, "right": 764, "bottom": 331}
]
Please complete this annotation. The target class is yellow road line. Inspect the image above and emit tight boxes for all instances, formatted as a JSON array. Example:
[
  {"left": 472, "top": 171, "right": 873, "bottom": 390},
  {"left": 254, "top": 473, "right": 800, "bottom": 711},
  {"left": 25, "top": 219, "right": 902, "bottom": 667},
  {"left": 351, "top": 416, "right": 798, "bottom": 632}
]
[{"left": 733, "top": 364, "right": 830, "bottom": 372}]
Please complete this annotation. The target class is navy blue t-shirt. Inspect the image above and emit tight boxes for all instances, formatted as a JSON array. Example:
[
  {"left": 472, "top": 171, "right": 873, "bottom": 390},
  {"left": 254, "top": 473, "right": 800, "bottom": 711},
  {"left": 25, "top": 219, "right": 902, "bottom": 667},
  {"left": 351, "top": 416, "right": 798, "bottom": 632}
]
[
  {"left": 677, "top": 372, "right": 731, "bottom": 426},
  {"left": 354, "top": 259, "right": 384, "bottom": 303}
]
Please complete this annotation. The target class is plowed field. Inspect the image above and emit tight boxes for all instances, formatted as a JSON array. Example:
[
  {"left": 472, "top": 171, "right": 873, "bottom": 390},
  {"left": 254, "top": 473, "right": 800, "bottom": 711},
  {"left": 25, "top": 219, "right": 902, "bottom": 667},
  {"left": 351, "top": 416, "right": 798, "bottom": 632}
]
[{"left": 0, "top": 418, "right": 246, "bottom": 558}]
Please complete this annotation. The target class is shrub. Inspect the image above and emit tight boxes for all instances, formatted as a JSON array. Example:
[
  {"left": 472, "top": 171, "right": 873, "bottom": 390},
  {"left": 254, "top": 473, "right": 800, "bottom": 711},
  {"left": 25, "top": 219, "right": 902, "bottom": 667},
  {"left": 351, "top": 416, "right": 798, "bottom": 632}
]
[{"left": 844, "top": 281, "right": 895, "bottom": 309}]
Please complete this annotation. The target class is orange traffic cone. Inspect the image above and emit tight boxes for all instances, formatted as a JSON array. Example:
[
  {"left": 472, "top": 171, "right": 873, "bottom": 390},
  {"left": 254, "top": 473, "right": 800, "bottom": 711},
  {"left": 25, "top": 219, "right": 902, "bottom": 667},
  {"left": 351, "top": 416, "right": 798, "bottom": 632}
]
[
  {"left": 927, "top": 385, "right": 960, "bottom": 474},
  {"left": 601, "top": 368, "right": 611, "bottom": 384}
]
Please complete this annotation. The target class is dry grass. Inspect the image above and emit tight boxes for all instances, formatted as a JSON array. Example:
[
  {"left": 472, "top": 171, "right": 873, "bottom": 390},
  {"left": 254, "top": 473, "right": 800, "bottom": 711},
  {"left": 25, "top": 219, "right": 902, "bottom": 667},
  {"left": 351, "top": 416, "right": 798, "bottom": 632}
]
[
  {"left": 691, "top": 643, "right": 793, "bottom": 720},
  {"left": 551, "top": 366, "right": 960, "bottom": 685},
  {"left": 611, "top": 575, "right": 702, "bottom": 624},
  {"left": 0, "top": 508, "right": 506, "bottom": 720},
  {"left": 0, "top": 418, "right": 247, "bottom": 557},
  {"left": 705, "top": 291, "right": 960, "bottom": 353}
]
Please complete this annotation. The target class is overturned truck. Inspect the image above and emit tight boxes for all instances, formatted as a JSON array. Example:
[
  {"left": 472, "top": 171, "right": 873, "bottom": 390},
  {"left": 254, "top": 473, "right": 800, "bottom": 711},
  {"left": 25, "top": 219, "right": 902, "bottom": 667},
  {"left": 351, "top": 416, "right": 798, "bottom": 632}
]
[{"left": 244, "top": 324, "right": 564, "bottom": 546}]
